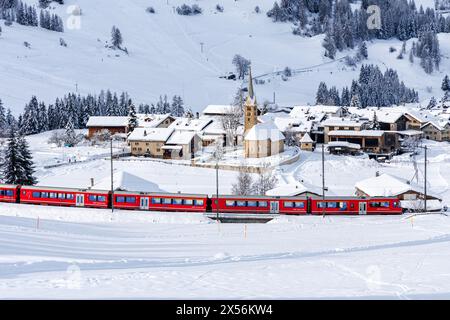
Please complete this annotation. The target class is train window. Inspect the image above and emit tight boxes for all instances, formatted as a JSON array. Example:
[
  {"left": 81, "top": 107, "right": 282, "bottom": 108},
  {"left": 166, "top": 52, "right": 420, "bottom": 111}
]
[
  {"left": 236, "top": 201, "right": 246, "bottom": 207},
  {"left": 66, "top": 194, "right": 74, "bottom": 200},
  {"left": 173, "top": 198, "right": 183, "bottom": 205},
  {"left": 295, "top": 202, "right": 305, "bottom": 208},
  {"left": 338, "top": 202, "right": 347, "bottom": 210},
  {"left": 32, "top": 192, "right": 41, "bottom": 198},
  {"left": 370, "top": 202, "right": 390, "bottom": 208},
  {"left": 49, "top": 193, "right": 57, "bottom": 199},
  {"left": 98, "top": 196, "right": 106, "bottom": 202},
  {"left": 126, "top": 197, "right": 136, "bottom": 203},
  {"left": 6, "top": 190, "right": 14, "bottom": 196},
  {"left": 393, "top": 201, "right": 399, "bottom": 208},
  {"left": 162, "top": 198, "right": 172, "bottom": 205},
  {"left": 116, "top": 196, "right": 125, "bottom": 203},
  {"left": 226, "top": 200, "right": 235, "bottom": 207},
  {"left": 0, "top": 190, "right": 4, "bottom": 196},
  {"left": 194, "top": 200, "right": 204, "bottom": 206},
  {"left": 41, "top": 192, "right": 49, "bottom": 198},
  {"left": 152, "top": 198, "right": 161, "bottom": 204},
  {"left": 58, "top": 193, "right": 65, "bottom": 199},
  {"left": 284, "top": 201, "right": 294, "bottom": 208},
  {"left": 258, "top": 201, "right": 268, "bottom": 207},
  {"left": 89, "top": 195, "right": 97, "bottom": 202},
  {"left": 327, "top": 202, "right": 338, "bottom": 208},
  {"left": 184, "top": 199, "right": 193, "bottom": 205},
  {"left": 317, "top": 202, "right": 326, "bottom": 208},
  {"left": 247, "top": 201, "right": 257, "bottom": 207}
]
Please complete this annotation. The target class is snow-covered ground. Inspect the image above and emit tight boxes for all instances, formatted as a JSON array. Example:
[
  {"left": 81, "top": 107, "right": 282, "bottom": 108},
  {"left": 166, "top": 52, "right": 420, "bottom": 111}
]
[
  {"left": 1, "top": 203, "right": 450, "bottom": 299},
  {"left": 1, "top": 0, "right": 448, "bottom": 115}
]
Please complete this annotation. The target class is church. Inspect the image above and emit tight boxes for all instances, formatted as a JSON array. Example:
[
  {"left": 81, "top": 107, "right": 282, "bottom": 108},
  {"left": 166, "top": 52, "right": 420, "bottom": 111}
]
[{"left": 244, "top": 68, "right": 285, "bottom": 158}]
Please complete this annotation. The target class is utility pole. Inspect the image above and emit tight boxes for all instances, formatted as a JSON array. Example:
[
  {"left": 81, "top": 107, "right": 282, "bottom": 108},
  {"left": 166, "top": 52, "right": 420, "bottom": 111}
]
[
  {"left": 322, "top": 144, "right": 326, "bottom": 216},
  {"left": 216, "top": 159, "right": 219, "bottom": 220},
  {"left": 424, "top": 145, "right": 427, "bottom": 213},
  {"left": 110, "top": 138, "right": 114, "bottom": 213},
  {"left": 200, "top": 42, "right": 204, "bottom": 53}
]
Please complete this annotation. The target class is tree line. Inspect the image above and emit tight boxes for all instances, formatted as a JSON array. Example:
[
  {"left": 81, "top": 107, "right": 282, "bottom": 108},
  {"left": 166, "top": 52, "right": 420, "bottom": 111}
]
[{"left": 315, "top": 64, "right": 419, "bottom": 108}]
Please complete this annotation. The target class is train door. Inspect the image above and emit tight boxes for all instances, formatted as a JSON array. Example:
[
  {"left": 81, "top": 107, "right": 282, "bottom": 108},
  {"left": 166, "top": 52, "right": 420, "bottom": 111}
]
[
  {"left": 76, "top": 194, "right": 85, "bottom": 207},
  {"left": 270, "top": 201, "right": 279, "bottom": 214},
  {"left": 140, "top": 197, "right": 149, "bottom": 210},
  {"left": 306, "top": 198, "right": 312, "bottom": 214},
  {"left": 359, "top": 201, "right": 367, "bottom": 215}
]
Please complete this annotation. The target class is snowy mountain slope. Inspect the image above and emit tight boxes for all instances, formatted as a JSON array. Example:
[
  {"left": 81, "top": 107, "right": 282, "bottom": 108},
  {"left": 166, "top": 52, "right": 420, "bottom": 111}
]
[{"left": 0, "top": 0, "right": 448, "bottom": 115}]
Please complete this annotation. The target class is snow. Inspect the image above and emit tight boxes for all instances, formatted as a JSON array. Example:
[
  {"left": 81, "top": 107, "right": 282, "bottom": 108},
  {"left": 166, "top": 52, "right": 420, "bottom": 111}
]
[
  {"left": 127, "top": 127, "right": 174, "bottom": 142},
  {"left": 328, "top": 141, "right": 361, "bottom": 149},
  {"left": 91, "top": 170, "right": 166, "bottom": 193},
  {"left": 1, "top": 1, "right": 450, "bottom": 116},
  {"left": 300, "top": 133, "right": 313, "bottom": 143},
  {"left": 202, "top": 105, "right": 234, "bottom": 115},
  {"left": 166, "top": 130, "right": 196, "bottom": 145},
  {"left": 266, "top": 183, "right": 321, "bottom": 196},
  {"left": 322, "top": 118, "right": 364, "bottom": 127},
  {"left": 1, "top": 203, "right": 450, "bottom": 299},
  {"left": 86, "top": 116, "right": 128, "bottom": 127},
  {"left": 244, "top": 122, "right": 285, "bottom": 141}
]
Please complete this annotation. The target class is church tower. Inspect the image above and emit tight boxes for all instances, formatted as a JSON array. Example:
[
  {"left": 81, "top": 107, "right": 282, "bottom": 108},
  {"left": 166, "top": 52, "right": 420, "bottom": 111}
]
[{"left": 244, "top": 67, "right": 258, "bottom": 135}]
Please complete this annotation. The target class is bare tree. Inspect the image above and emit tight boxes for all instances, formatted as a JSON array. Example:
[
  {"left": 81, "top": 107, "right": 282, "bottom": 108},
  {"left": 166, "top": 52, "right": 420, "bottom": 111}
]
[
  {"left": 232, "top": 54, "right": 251, "bottom": 79},
  {"left": 221, "top": 105, "right": 242, "bottom": 147},
  {"left": 252, "top": 163, "right": 278, "bottom": 195},
  {"left": 231, "top": 166, "right": 253, "bottom": 195}
]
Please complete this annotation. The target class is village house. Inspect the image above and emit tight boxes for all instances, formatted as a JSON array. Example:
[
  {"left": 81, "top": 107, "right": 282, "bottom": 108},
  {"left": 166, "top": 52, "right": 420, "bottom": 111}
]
[
  {"left": 162, "top": 130, "right": 201, "bottom": 160},
  {"left": 127, "top": 128, "right": 174, "bottom": 157},
  {"left": 355, "top": 173, "right": 442, "bottom": 212},
  {"left": 266, "top": 183, "right": 323, "bottom": 198},
  {"left": 137, "top": 113, "right": 175, "bottom": 128},
  {"left": 86, "top": 116, "right": 129, "bottom": 138},
  {"left": 322, "top": 118, "right": 364, "bottom": 143},
  {"left": 421, "top": 121, "right": 450, "bottom": 142},
  {"left": 244, "top": 122, "right": 285, "bottom": 158},
  {"left": 328, "top": 130, "right": 400, "bottom": 156}
]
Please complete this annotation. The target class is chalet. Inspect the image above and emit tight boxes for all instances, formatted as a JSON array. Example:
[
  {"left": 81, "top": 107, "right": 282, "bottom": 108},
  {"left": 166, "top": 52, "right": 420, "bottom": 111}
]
[
  {"left": 355, "top": 173, "right": 442, "bottom": 212},
  {"left": 328, "top": 130, "right": 400, "bottom": 155},
  {"left": 127, "top": 128, "right": 174, "bottom": 157},
  {"left": 327, "top": 141, "right": 361, "bottom": 155},
  {"left": 163, "top": 130, "right": 201, "bottom": 160},
  {"left": 137, "top": 114, "right": 175, "bottom": 128},
  {"left": 421, "top": 121, "right": 450, "bottom": 142},
  {"left": 322, "top": 118, "right": 364, "bottom": 143},
  {"left": 86, "top": 116, "right": 129, "bottom": 138}
]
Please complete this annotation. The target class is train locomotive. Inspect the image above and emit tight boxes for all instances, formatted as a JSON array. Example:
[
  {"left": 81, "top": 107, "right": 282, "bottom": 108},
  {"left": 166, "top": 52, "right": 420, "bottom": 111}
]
[{"left": 0, "top": 183, "right": 403, "bottom": 215}]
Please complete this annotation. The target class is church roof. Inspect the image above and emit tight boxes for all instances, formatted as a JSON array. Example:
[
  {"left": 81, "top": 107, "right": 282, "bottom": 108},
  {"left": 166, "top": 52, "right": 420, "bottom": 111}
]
[{"left": 244, "top": 121, "right": 285, "bottom": 141}]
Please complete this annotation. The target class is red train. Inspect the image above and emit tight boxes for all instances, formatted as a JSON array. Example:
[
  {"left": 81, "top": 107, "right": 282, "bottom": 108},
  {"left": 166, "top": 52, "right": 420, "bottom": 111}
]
[{"left": 0, "top": 184, "right": 403, "bottom": 215}]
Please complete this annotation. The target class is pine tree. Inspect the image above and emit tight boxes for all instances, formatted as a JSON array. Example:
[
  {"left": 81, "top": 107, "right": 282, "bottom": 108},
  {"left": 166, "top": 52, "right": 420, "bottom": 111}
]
[
  {"left": 111, "top": 26, "right": 123, "bottom": 49},
  {"left": 16, "top": 135, "right": 37, "bottom": 185},
  {"left": 427, "top": 96, "right": 437, "bottom": 109},
  {"left": 316, "top": 82, "right": 329, "bottom": 105},
  {"left": 350, "top": 94, "right": 362, "bottom": 109},
  {"left": 322, "top": 31, "right": 336, "bottom": 59},
  {"left": 127, "top": 100, "right": 138, "bottom": 132},
  {"left": 0, "top": 98, "right": 6, "bottom": 133},
  {"left": 1, "top": 129, "right": 21, "bottom": 184},
  {"left": 442, "top": 75, "right": 450, "bottom": 92},
  {"left": 64, "top": 117, "right": 78, "bottom": 147},
  {"left": 171, "top": 95, "right": 185, "bottom": 117}
]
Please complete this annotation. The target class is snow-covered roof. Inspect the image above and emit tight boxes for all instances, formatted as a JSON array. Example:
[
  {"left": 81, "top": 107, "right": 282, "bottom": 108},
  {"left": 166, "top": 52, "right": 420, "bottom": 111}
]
[
  {"left": 86, "top": 116, "right": 129, "bottom": 127},
  {"left": 244, "top": 122, "right": 285, "bottom": 141},
  {"left": 355, "top": 173, "right": 440, "bottom": 198},
  {"left": 137, "top": 113, "right": 174, "bottom": 128},
  {"left": 169, "top": 118, "right": 213, "bottom": 132},
  {"left": 127, "top": 127, "right": 174, "bottom": 142},
  {"left": 202, "top": 105, "right": 235, "bottom": 115},
  {"left": 322, "top": 117, "right": 363, "bottom": 127},
  {"left": 300, "top": 133, "right": 313, "bottom": 143},
  {"left": 290, "top": 105, "right": 341, "bottom": 118},
  {"left": 400, "top": 199, "right": 442, "bottom": 211},
  {"left": 328, "top": 130, "right": 385, "bottom": 137},
  {"left": 327, "top": 141, "right": 361, "bottom": 149},
  {"left": 266, "top": 183, "right": 322, "bottom": 197},
  {"left": 166, "top": 130, "right": 197, "bottom": 145},
  {"left": 92, "top": 171, "right": 165, "bottom": 193}
]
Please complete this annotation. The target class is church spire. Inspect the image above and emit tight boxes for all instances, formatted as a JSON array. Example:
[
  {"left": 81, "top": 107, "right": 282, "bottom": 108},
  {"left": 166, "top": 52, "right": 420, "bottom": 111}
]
[{"left": 248, "top": 66, "right": 254, "bottom": 100}]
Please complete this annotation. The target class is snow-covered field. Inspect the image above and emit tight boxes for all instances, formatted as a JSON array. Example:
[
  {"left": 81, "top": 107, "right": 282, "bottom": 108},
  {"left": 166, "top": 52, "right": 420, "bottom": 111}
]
[
  {"left": 1, "top": 0, "right": 448, "bottom": 115},
  {"left": 1, "top": 204, "right": 450, "bottom": 299}
]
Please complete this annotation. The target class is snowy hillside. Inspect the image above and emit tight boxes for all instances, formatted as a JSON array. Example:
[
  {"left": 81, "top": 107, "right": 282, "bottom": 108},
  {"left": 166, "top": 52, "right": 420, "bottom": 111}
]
[{"left": 1, "top": 0, "right": 449, "bottom": 115}]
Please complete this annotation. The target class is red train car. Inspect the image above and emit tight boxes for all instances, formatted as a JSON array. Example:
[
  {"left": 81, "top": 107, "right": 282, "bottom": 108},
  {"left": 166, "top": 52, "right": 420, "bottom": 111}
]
[
  {"left": 20, "top": 186, "right": 110, "bottom": 209},
  {"left": 112, "top": 191, "right": 209, "bottom": 212},
  {"left": 210, "top": 195, "right": 273, "bottom": 214},
  {"left": 0, "top": 184, "right": 20, "bottom": 203},
  {"left": 309, "top": 197, "right": 402, "bottom": 215}
]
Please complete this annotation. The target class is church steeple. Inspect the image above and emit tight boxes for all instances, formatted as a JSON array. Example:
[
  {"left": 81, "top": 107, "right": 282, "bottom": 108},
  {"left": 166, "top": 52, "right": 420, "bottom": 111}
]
[{"left": 244, "top": 66, "right": 258, "bottom": 135}]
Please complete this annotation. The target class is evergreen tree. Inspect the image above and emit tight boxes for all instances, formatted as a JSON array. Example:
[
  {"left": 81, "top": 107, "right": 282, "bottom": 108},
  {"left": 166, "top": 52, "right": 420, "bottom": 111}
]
[
  {"left": 171, "top": 95, "right": 185, "bottom": 117},
  {"left": 442, "top": 75, "right": 450, "bottom": 91},
  {"left": 127, "top": 100, "right": 138, "bottom": 132},
  {"left": 1, "top": 129, "right": 20, "bottom": 184},
  {"left": 64, "top": 117, "right": 78, "bottom": 147},
  {"left": 16, "top": 135, "right": 37, "bottom": 185},
  {"left": 111, "top": 26, "right": 123, "bottom": 49},
  {"left": 316, "top": 82, "right": 329, "bottom": 105},
  {"left": 322, "top": 30, "right": 336, "bottom": 59},
  {"left": 0, "top": 98, "right": 6, "bottom": 133}
]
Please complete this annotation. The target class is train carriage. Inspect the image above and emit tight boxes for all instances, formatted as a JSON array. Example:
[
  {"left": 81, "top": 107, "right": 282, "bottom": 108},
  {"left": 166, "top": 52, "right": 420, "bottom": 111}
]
[
  {"left": 211, "top": 195, "right": 273, "bottom": 214},
  {"left": 0, "top": 184, "right": 20, "bottom": 203},
  {"left": 309, "top": 197, "right": 402, "bottom": 215},
  {"left": 20, "top": 186, "right": 110, "bottom": 209},
  {"left": 112, "top": 191, "right": 208, "bottom": 212}
]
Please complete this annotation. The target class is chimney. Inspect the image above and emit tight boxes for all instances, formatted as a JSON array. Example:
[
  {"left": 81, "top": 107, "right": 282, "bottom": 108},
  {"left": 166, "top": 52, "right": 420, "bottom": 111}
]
[
  {"left": 90, "top": 178, "right": 94, "bottom": 187},
  {"left": 375, "top": 171, "right": 380, "bottom": 177},
  {"left": 144, "top": 130, "right": 147, "bottom": 136},
  {"left": 196, "top": 112, "right": 200, "bottom": 119}
]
